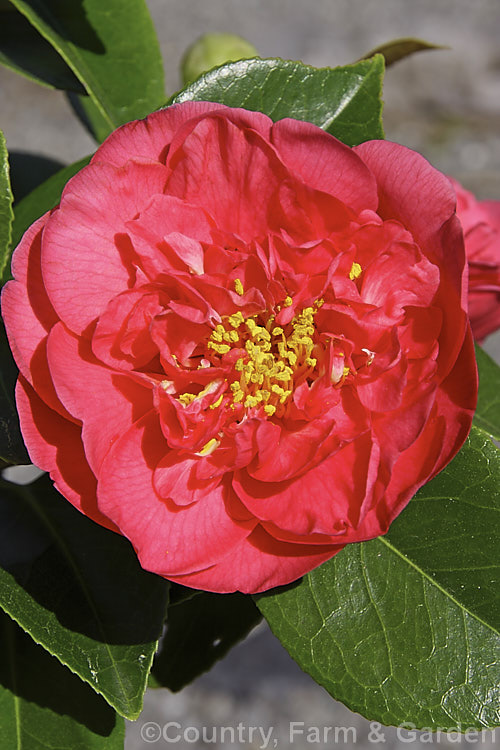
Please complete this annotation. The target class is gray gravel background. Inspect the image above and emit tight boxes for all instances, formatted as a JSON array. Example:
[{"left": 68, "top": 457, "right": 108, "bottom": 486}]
[{"left": 1, "top": 1, "right": 499, "bottom": 748}]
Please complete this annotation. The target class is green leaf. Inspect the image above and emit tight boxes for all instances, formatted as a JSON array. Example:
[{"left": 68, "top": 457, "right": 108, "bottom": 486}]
[
  {"left": 0, "top": 609, "right": 124, "bottom": 749},
  {"left": 172, "top": 56, "right": 385, "bottom": 146},
  {"left": 0, "top": 319, "right": 30, "bottom": 467},
  {"left": 9, "top": 0, "right": 165, "bottom": 137},
  {"left": 150, "top": 588, "right": 262, "bottom": 691},
  {"left": 0, "top": 6, "right": 84, "bottom": 91},
  {"left": 0, "top": 473, "right": 169, "bottom": 719},
  {"left": 359, "top": 37, "right": 447, "bottom": 67},
  {"left": 8, "top": 155, "right": 90, "bottom": 267},
  {"left": 474, "top": 344, "right": 500, "bottom": 440},
  {"left": 256, "top": 426, "right": 500, "bottom": 730},
  {"left": 67, "top": 93, "right": 118, "bottom": 144},
  {"left": 0, "top": 130, "right": 13, "bottom": 285}
]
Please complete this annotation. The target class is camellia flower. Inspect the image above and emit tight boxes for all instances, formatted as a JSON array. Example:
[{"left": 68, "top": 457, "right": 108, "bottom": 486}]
[
  {"left": 2, "top": 103, "right": 477, "bottom": 593},
  {"left": 449, "top": 177, "right": 500, "bottom": 342}
]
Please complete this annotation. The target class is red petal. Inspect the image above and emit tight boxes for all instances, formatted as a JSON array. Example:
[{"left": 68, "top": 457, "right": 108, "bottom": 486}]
[
  {"left": 42, "top": 161, "right": 169, "bottom": 333},
  {"left": 355, "top": 140, "right": 468, "bottom": 380},
  {"left": 125, "top": 194, "right": 214, "bottom": 279},
  {"left": 234, "top": 431, "right": 382, "bottom": 538},
  {"left": 92, "top": 102, "right": 233, "bottom": 167},
  {"left": 16, "top": 377, "right": 118, "bottom": 532},
  {"left": 272, "top": 118, "right": 378, "bottom": 213},
  {"left": 153, "top": 452, "right": 219, "bottom": 506},
  {"left": 380, "top": 327, "right": 477, "bottom": 522},
  {"left": 97, "top": 412, "right": 255, "bottom": 576},
  {"left": 46, "top": 323, "right": 153, "bottom": 473},
  {"left": 166, "top": 525, "right": 342, "bottom": 594},
  {"left": 2, "top": 214, "right": 55, "bottom": 382},
  {"left": 92, "top": 288, "right": 165, "bottom": 371},
  {"left": 166, "top": 114, "right": 289, "bottom": 241}
]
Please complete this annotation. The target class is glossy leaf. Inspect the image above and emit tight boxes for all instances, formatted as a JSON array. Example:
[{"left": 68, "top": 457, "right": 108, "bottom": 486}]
[
  {"left": 0, "top": 129, "right": 13, "bottom": 284},
  {"left": 9, "top": 0, "right": 165, "bottom": 137},
  {"left": 474, "top": 344, "right": 500, "bottom": 440},
  {"left": 150, "top": 587, "right": 262, "bottom": 691},
  {"left": 9, "top": 154, "right": 90, "bottom": 262},
  {"left": 67, "top": 93, "right": 117, "bottom": 144},
  {"left": 0, "top": 320, "right": 29, "bottom": 467},
  {"left": 0, "top": 6, "right": 83, "bottom": 91},
  {"left": 359, "top": 37, "right": 447, "bottom": 67},
  {"left": 257, "top": 427, "right": 500, "bottom": 730},
  {"left": 0, "top": 609, "right": 124, "bottom": 749},
  {"left": 172, "top": 56, "right": 385, "bottom": 146},
  {"left": 0, "top": 473, "right": 169, "bottom": 719}
]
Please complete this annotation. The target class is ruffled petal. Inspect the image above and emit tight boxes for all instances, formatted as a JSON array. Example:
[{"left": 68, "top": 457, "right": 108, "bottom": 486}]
[
  {"left": 42, "top": 161, "right": 169, "bottom": 333},
  {"left": 2, "top": 214, "right": 77, "bottom": 419},
  {"left": 166, "top": 114, "right": 291, "bottom": 241},
  {"left": 97, "top": 411, "right": 256, "bottom": 576},
  {"left": 92, "top": 288, "right": 166, "bottom": 371},
  {"left": 92, "top": 102, "right": 232, "bottom": 167},
  {"left": 46, "top": 323, "right": 153, "bottom": 473},
  {"left": 16, "top": 377, "right": 118, "bottom": 532},
  {"left": 234, "top": 431, "right": 382, "bottom": 538},
  {"left": 381, "top": 326, "right": 477, "bottom": 522},
  {"left": 2, "top": 214, "right": 56, "bottom": 381},
  {"left": 153, "top": 452, "right": 220, "bottom": 506},
  {"left": 355, "top": 140, "right": 468, "bottom": 380},
  {"left": 272, "top": 117, "right": 378, "bottom": 213}
]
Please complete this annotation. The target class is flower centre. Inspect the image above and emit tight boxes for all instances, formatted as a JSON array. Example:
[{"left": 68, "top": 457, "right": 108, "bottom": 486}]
[{"left": 207, "top": 295, "right": 323, "bottom": 417}]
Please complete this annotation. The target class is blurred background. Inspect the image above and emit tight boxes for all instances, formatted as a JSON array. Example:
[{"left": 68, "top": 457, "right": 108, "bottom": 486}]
[{"left": 1, "top": 0, "right": 499, "bottom": 747}]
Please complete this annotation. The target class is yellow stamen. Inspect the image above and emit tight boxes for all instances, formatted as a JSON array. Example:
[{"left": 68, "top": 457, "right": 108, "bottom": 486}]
[
  {"left": 223, "top": 329, "right": 239, "bottom": 343},
  {"left": 229, "top": 311, "right": 244, "bottom": 328},
  {"left": 209, "top": 393, "right": 224, "bottom": 410},
  {"left": 207, "top": 341, "right": 231, "bottom": 355},
  {"left": 202, "top": 297, "right": 337, "bottom": 418},
  {"left": 234, "top": 278, "right": 244, "bottom": 296},
  {"left": 197, "top": 438, "right": 220, "bottom": 456},
  {"left": 349, "top": 262, "right": 362, "bottom": 281},
  {"left": 178, "top": 392, "right": 196, "bottom": 406}
]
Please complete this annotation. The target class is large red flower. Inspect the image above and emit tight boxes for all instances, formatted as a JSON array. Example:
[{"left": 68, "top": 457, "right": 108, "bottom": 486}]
[
  {"left": 2, "top": 103, "right": 477, "bottom": 593},
  {"left": 449, "top": 177, "right": 500, "bottom": 342}
]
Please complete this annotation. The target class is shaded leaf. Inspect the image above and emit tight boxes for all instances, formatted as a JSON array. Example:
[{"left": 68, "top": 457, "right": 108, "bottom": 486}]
[
  {"left": 0, "top": 473, "right": 169, "bottom": 719},
  {"left": 67, "top": 92, "right": 116, "bottom": 143},
  {"left": 474, "top": 344, "right": 500, "bottom": 440},
  {"left": 0, "top": 319, "right": 30, "bottom": 467},
  {"left": 150, "top": 588, "right": 261, "bottom": 691},
  {"left": 9, "top": 0, "right": 165, "bottom": 137},
  {"left": 0, "top": 609, "right": 124, "bottom": 749},
  {"left": 9, "top": 151, "right": 65, "bottom": 203},
  {"left": 0, "top": 130, "right": 13, "bottom": 284},
  {"left": 172, "top": 56, "right": 385, "bottom": 146},
  {"left": 0, "top": 6, "right": 84, "bottom": 91},
  {"left": 359, "top": 37, "right": 447, "bottom": 67},
  {"left": 257, "top": 427, "right": 500, "bottom": 730}
]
